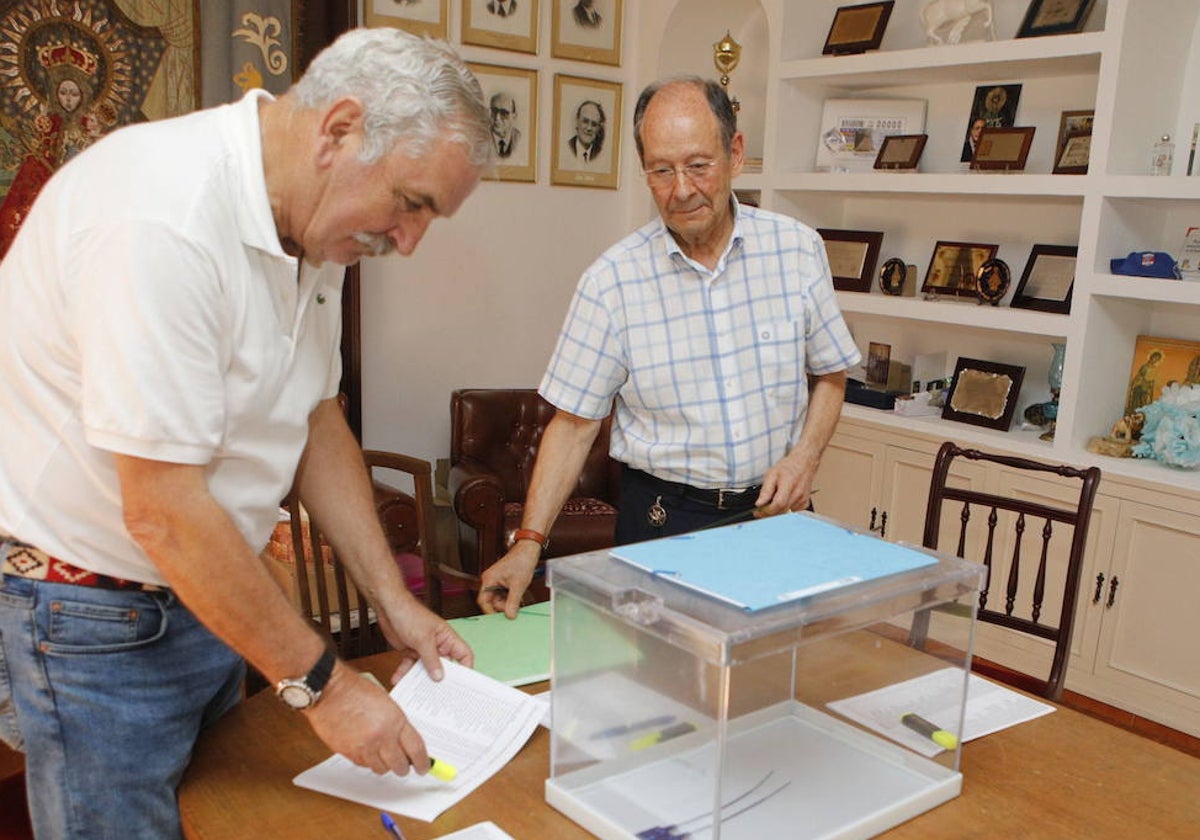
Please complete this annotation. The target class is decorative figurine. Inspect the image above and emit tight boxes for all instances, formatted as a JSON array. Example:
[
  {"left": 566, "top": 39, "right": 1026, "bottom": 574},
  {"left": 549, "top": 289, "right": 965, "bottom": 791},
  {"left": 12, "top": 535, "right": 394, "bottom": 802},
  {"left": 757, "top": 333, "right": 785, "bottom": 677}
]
[{"left": 921, "top": 0, "right": 995, "bottom": 46}]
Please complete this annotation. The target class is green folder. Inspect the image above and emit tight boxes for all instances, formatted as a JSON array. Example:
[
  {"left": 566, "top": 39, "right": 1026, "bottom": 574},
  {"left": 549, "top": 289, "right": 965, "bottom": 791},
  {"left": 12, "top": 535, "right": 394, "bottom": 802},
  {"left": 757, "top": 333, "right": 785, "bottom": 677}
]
[{"left": 449, "top": 603, "right": 551, "bottom": 686}]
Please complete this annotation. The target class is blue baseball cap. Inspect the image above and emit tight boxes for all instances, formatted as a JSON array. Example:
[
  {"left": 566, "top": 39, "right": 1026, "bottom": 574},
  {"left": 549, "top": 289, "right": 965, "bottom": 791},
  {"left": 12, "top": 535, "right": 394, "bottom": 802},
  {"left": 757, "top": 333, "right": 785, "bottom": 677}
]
[{"left": 1110, "top": 251, "right": 1181, "bottom": 278}]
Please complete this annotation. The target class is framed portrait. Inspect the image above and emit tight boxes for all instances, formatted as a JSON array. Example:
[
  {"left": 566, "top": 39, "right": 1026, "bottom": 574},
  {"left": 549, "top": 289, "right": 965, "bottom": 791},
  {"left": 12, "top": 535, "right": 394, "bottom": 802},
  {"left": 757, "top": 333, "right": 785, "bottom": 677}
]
[
  {"left": 551, "top": 0, "right": 623, "bottom": 66},
  {"left": 364, "top": 0, "right": 449, "bottom": 39},
  {"left": 816, "top": 228, "right": 884, "bottom": 293},
  {"left": 1124, "top": 335, "right": 1200, "bottom": 415},
  {"left": 922, "top": 241, "right": 998, "bottom": 298},
  {"left": 1052, "top": 109, "right": 1093, "bottom": 174},
  {"left": 463, "top": 0, "right": 539, "bottom": 53},
  {"left": 822, "top": 1, "right": 894, "bottom": 55},
  {"left": 1011, "top": 244, "right": 1077, "bottom": 313},
  {"left": 942, "top": 357, "right": 1026, "bottom": 431},
  {"left": 551, "top": 74, "right": 622, "bottom": 189},
  {"left": 470, "top": 63, "right": 538, "bottom": 183},
  {"left": 971, "top": 126, "right": 1036, "bottom": 171},
  {"left": 961, "top": 83, "right": 1022, "bottom": 162},
  {"left": 873, "top": 134, "right": 927, "bottom": 170},
  {"left": 866, "top": 342, "right": 892, "bottom": 386},
  {"left": 1016, "top": 0, "right": 1097, "bottom": 38}
]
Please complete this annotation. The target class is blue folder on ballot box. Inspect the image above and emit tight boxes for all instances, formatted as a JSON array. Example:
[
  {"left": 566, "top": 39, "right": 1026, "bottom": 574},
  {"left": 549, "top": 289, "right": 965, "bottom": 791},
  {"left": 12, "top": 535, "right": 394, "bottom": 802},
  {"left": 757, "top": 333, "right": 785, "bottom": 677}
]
[{"left": 610, "top": 512, "right": 938, "bottom": 611}]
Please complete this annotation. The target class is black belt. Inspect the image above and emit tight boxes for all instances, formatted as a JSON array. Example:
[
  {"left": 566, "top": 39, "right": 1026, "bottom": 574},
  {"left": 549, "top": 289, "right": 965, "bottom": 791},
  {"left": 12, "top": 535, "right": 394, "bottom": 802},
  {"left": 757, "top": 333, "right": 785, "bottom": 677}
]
[{"left": 627, "top": 467, "right": 761, "bottom": 512}]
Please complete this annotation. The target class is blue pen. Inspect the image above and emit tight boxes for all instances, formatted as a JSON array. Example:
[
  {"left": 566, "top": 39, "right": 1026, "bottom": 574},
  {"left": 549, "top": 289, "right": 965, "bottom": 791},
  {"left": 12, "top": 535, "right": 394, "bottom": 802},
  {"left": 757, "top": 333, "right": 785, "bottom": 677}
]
[
  {"left": 590, "top": 714, "right": 676, "bottom": 739},
  {"left": 380, "top": 812, "right": 406, "bottom": 839}
]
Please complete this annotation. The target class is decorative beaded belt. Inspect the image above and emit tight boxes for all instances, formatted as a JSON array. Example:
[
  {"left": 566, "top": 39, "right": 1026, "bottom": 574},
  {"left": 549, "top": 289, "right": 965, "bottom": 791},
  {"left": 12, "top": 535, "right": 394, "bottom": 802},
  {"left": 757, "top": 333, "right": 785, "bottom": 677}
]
[{"left": 1, "top": 534, "right": 165, "bottom": 592}]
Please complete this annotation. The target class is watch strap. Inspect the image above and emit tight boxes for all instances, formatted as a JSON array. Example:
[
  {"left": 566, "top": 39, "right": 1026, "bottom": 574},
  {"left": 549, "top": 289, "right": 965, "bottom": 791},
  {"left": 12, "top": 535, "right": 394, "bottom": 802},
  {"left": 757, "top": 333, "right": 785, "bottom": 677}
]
[
  {"left": 511, "top": 528, "right": 549, "bottom": 551},
  {"left": 306, "top": 647, "right": 336, "bottom": 694}
]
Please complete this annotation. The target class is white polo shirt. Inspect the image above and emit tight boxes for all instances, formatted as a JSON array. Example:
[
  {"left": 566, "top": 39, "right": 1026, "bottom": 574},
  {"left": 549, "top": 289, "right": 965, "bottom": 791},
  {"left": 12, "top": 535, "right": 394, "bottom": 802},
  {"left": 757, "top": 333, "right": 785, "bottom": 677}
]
[{"left": 0, "top": 90, "right": 344, "bottom": 585}]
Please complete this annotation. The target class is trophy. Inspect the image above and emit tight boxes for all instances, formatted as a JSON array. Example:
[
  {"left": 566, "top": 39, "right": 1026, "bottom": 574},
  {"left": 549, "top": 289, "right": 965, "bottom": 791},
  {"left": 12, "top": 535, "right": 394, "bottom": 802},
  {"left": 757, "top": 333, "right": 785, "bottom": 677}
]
[{"left": 713, "top": 31, "right": 741, "bottom": 113}]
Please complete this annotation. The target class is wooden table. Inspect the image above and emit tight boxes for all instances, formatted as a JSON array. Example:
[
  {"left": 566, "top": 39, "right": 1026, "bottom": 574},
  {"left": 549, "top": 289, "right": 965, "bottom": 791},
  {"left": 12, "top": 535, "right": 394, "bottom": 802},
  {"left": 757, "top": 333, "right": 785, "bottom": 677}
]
[{"left": 180, "top": 652, "right": 1200, "bottom": 840}]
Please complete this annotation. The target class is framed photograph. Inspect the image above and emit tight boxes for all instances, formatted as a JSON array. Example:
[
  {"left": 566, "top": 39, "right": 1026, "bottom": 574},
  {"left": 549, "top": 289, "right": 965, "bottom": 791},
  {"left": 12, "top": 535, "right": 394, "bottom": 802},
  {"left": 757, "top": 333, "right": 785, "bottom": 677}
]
[
  {"left": 873, "top": 134, "right": 927, "bottom": 170},
  {"left": 816, "top": 228, "right": 885, "bottom": 293},
  {"left": 1011, "top": 244, "right": 1077, "bottom": 313},
  {"left": 942, "top": 357, "right": 1026, "bottom": 431},
  {"left": 961, "top": 83, "right": 1021, "bottom": 162},
  {"left": 463, "top": 0, "right": 539, "bottom": 53},
  {"left": 822, "top": 1, "right": 895, "bottom": 55},
  {"left": 1124, "top": 335, "right": 1200, "bottom": 415},
  {"left": 1177, "top": 226, "right": 1200, "bottom": 279},
  {"left": 364, "top": 0, "right": 449, "bottom": 39},
  {"left": 551, "top": 74, "right": 622, "bottom": 189},
  {"left": 1052, "top": 109, "right": 1093, "bottom": 174},
  {"left": 1016, "top": 0, "right": 1097, "bottom": 38},
  {"left": 816, "top": 98, "right": 927, "bottom": 173},
  {"left": 551, "top": 0, "right": 623, "bottom": 66},
  {"left": 922, "top": 241, "right": 998, "bottom": 298},
  {"left": 470, "top": 63, "right": 538, "bottom": 183},
  {"left": 971, "top": 126, "right": 1036, "bottom": 171},
  {"left": 866, "top": 341, "right": 892, "bottom": 386}
]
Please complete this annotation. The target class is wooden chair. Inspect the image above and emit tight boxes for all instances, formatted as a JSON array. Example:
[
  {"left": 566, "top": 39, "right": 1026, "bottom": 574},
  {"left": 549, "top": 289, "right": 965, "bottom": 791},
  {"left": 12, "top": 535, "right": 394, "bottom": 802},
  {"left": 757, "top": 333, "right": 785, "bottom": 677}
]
[{"left": 910, "top": 441, "right": 1101, "bottom": 701}]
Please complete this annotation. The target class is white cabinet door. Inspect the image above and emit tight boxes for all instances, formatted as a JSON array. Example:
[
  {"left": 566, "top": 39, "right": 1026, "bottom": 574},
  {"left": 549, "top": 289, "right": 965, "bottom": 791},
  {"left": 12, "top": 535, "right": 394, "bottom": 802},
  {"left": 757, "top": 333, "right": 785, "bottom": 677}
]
[{"left": 811, "top": 429, "right": 885, "bottom": 532}]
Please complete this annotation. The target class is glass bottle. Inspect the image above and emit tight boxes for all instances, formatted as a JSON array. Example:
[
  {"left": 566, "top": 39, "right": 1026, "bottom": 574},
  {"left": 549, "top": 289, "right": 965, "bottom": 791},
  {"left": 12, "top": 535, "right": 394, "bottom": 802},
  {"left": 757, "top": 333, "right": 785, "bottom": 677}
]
[{"left": 1151, "top": 134, "right": 1174, "bottom": 175}]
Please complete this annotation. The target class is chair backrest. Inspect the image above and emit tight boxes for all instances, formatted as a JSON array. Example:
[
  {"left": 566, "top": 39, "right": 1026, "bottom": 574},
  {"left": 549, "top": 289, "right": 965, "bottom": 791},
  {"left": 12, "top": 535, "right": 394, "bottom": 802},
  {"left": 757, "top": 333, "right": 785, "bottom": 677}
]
[
  {"left": 449, "top": 388, "right": 618, "bottom": 503},
  {"left": 283, "top": 449, "right": 439, "bottom": 659},
  {"left": 921, "top": 441, "right": 1101, "bottom": 700}
]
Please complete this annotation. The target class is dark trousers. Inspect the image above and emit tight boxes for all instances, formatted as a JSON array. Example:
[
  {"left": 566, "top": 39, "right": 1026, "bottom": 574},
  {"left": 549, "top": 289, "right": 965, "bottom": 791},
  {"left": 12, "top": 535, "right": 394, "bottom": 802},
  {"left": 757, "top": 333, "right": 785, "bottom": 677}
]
[{"left": 614, "top": 466, "right": 758, "bottom": 545}]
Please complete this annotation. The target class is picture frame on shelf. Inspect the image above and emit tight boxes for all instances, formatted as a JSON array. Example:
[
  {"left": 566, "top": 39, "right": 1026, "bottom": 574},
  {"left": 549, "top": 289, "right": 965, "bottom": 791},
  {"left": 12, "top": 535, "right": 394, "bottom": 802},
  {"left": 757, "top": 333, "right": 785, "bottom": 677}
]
[
  {"left": 1052, "top": 109, "right": 1093, "bottom": 174},
  {"left": 942, "top": 357, "right": 1026, "bottom": 431},
  {"left": 470, "top": 63, "right": 538, "bottom": 183},
  {"left": 364, "top": 0, "right": 449, "bottom": 38},
  {"left": 1011, "top": 244, "right": 1078, "bottom": 313},
  {"left": 816, "top": 98, "right": 927, "bottom": 172},
  {"left": 551, "top": 0, "right": 623, "bottom": 66},
  {"left": 1177, "top": 226, "right": 1200, "bottom": 279},
  {"left": 1123, "top": 335, "right": 1200, "bottom": 415},
  {"left": 971, "top": 126, "right": 1036, "bottom": 171},
  {"left": 961, "top": 83, "right": 1021, "bottom": 163},
  {"left": 816, "top": 228, "right": 884, "bottom": 293},
  {"left": 822, "top": 1, "right": 895, "bottom": 55},
  {"left": 551, "top": 74, "right": 622, "bottom": 189},
  {"left": 1016, "top": 0, "right": 1097, "bottom": 38},
  {"left": 878, "top": 257, "right": 917, "bottom": 296},
  {"left": 873, "top": 134, "right": 928, "bottom": 170},
  {"left": 463, "top": 0, "right": 539, "bottom": 54},
  {"left": 974, "top": 258, "right": 1011, "bottom": 306},
  {"left": 922, "top": 241, "right": 998, "bottom": 298},
  {"left": 865, "top": 342, "right": 892, "bottom": 386}
]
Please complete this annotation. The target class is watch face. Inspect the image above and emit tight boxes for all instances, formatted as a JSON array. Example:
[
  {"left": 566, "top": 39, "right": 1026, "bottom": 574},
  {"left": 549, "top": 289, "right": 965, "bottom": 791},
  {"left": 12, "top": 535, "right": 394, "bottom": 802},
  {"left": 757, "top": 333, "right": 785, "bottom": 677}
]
[
  {"left": 975, "top": 258, "right": 1011, "bottom": 303},
  {"left": 879, "top": 257, "right": 907, "bottom": 295},
  {"left": 279, "top": 682, "right": 315, "bottom": 709}
]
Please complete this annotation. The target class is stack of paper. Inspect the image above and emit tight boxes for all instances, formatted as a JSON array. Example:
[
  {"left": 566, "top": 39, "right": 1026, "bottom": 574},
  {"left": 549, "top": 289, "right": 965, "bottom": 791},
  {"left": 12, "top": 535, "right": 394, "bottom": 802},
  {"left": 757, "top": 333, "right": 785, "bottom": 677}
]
[{"left": 293, "top": 659, "right": 543, "bottom": 821}]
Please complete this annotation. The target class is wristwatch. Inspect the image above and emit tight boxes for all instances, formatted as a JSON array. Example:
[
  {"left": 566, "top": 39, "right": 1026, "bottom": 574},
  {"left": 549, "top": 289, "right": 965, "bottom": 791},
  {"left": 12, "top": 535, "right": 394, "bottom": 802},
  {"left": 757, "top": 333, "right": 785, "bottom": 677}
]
[{"left": 275, "top": 648, "right": 336, "bottom": 710}]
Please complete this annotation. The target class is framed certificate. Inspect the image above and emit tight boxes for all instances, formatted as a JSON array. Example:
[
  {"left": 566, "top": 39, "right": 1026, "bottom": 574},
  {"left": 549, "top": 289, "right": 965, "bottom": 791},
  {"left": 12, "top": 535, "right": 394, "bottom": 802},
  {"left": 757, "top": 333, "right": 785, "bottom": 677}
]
[{"left": 817, "top": 228, "right": 884, "bottom": 292}]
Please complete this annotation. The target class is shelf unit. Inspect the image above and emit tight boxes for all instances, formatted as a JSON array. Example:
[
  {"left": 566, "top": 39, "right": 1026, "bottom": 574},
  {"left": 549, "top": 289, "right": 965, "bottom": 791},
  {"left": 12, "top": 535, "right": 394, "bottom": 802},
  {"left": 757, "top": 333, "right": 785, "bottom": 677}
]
[{"left": 742, "top": 0, "right": 1200, "bottom": 495}]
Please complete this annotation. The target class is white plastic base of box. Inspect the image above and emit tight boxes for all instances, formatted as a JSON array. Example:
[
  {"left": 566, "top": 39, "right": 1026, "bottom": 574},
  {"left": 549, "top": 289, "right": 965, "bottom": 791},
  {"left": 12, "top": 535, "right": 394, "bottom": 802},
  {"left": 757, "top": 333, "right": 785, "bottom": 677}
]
[{"left": 546, "top": 701, "right": 960, "bottom": 840}]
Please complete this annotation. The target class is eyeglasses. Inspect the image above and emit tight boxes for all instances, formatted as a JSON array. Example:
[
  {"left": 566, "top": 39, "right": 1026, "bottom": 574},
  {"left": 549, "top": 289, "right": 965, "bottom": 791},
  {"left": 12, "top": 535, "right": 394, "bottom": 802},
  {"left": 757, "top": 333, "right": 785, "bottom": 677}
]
[{"left": 643, "top": 160, "right": 718, "bottom": 188}]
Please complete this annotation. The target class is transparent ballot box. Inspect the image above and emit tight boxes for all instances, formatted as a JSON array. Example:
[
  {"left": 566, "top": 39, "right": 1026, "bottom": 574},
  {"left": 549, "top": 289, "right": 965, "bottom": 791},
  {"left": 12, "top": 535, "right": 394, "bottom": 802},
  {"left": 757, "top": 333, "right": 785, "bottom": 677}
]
[{"left": 545, "top": 513, "right": 984, "bottom": 840}]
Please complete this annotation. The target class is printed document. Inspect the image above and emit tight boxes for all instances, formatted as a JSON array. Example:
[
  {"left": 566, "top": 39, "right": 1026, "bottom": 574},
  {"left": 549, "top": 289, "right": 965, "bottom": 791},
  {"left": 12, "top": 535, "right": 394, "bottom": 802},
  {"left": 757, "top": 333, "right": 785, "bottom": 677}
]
[{"left": 293, "top": 659, "right": 543, "bottom": 821}]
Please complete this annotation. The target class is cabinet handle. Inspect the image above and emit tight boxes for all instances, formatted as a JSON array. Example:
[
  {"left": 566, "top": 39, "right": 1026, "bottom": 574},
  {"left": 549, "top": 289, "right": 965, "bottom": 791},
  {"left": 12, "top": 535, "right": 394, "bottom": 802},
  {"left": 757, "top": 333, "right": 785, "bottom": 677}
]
[
  {"left": 869, "top": 507, "right": 878, "bottom": 532},
  {"left": 869, "top": 508, "right": 887, "bottom": 539},
  {"left": 1106, "top": 576, "right": 1119, "bottom": 609},
  {"left": 1093, "top": 573, "right": 1105, "bottom": 604}
]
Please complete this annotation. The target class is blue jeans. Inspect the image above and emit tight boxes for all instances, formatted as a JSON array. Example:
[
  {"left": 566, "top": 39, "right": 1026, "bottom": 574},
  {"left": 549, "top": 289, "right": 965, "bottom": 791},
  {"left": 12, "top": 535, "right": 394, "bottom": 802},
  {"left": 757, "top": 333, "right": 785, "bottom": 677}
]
[{"left": 0, "top": 568, "right": 244, "bottom": 839}]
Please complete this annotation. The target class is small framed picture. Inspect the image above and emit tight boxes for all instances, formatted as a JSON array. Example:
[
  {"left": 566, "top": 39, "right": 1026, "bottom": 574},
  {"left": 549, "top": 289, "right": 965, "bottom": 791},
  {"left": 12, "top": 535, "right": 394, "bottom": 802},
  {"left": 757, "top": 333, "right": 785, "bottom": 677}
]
[
  {"left": 1052, "top": 109, "right": 1093, "bottom": 174},
  {"left": 873, "top": 134, "right": 927, "bottom": 170},
  {"left": 364, "top": 0, "right": 449, "bottom": 39},
  {"left": 822, "top": 1, "right": 895, "bottom": 55},
  {"left": 942, "top": 357, "right": 1026, "bottom": 431},
  {"left": 551, "top": 74, "right": 622, "bottom": 189},
  {"left": 1124, "top": 335, "right": 1200, "bottom": 415},
  {"left": 816, "top": 228, "right": 885, "bottom": 293},
  {"left": 971, "top": 126, "right": 1036, "bottom": 171},
  {"left": 463, "top": 0, "right": 539, "bottom": 54},
  {"left": 1016, "top": 0, "right": 1097, "bottom": 38},
  {"left": 1011, "top": 244, "right": 1078, "bottom": 314},
  {"left": 961, "top": 83, "right": 1021, "bottom": 163},
  {"left": 551, "top": 0, "right": 623, "bottom": 66},
  {"left": 922, "top": 241, "right": 998, "bottom": 298},
  {"left": 470, "top": 63, "right": 538, "bottom": 183},
  {"left": 866, "top": 341, "right": 892, "bottom": 386}
]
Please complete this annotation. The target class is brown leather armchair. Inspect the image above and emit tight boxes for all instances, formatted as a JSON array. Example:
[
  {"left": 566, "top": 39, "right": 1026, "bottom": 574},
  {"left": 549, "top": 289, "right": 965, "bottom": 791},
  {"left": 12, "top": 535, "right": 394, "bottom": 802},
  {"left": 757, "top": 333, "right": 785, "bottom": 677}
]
[{"left": 448, "top": 388, "right": 619, "bottom": 584}]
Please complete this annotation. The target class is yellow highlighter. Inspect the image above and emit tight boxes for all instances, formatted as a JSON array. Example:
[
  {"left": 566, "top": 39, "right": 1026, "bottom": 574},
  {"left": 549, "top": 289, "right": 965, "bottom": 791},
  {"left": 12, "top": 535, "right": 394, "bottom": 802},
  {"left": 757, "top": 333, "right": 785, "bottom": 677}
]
[
  {"left": 428, "top": 757, "right": 458, "bottom": 782},
  {"left": 630, "top": 722, "right": 697, "bottom": 751},
  {"left": 901, "top": 713, "right": 959, "bottom": 750}
]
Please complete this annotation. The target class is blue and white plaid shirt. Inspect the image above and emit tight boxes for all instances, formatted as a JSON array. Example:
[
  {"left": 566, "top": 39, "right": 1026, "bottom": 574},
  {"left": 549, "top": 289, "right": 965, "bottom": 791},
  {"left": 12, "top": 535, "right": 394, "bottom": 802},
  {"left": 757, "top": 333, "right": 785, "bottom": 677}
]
[{"left": 540, "top": 201, "right": 861, "bottom": 489}]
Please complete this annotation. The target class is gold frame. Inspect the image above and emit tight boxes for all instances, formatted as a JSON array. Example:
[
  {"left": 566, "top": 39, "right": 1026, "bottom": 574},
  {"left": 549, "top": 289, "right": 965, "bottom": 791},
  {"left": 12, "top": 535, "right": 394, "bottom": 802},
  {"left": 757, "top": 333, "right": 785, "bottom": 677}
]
[
  {"left": 470, "top": 63, "right": 538, "bottom": 183},
  {"left": 551, "top": 74, "right": 622, "bottom": 190},
  {"left": 462, "top": 0, "right": 539, "bottom": 54},
  {"left": 551, "top": 0, "right": 623, "bottom": 66},
  {"left": 364, "top": 0, "right": 449, "bottom": 39}
]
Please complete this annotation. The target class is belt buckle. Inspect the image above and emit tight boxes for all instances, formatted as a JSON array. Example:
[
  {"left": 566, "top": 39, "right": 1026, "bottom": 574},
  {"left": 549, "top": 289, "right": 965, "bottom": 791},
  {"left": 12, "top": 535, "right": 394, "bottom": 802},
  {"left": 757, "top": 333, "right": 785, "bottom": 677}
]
[{"left": 716, "top": 488, "right": 734, "bottom": 510}]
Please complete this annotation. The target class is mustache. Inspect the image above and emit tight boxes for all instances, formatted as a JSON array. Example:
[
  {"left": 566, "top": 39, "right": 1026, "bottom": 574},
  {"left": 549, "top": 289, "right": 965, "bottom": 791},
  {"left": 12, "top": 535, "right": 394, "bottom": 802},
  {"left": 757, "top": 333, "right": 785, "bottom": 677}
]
[{"left": 352, "top": 231, "right": 394, "bottom": 257}]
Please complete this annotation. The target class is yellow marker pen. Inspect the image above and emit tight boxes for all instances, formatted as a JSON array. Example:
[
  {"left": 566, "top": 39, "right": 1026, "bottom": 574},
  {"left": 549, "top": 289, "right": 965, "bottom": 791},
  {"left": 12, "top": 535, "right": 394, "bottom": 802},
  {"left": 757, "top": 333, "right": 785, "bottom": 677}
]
[
  {"left": 428, "top": 757, "right": 458, "bottom": 782},
  {"left": 901, "top": 712, "right": 959, "bottom": 750}
]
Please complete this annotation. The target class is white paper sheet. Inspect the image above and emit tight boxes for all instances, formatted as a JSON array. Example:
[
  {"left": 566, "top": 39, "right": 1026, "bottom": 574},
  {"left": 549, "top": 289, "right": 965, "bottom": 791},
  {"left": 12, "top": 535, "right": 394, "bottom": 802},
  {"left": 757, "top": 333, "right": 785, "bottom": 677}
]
[
  {"left": 827, "top": 667, "right": 1055, "bottom": 757},
  {"left": 435, "top": 821, "right": 515, "bottom": 840},
  {"left": 292, "top": 659, "right": 542, "bottom": 822}
]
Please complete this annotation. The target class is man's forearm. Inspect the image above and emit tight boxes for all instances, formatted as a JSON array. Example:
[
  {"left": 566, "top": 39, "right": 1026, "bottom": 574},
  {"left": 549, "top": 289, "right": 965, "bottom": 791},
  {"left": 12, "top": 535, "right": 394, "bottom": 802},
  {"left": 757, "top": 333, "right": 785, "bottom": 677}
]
[
  {"left": 517, "top": 410, "right": 604, "bottom": 535},
  {"left": 789, "top": 370, "right": 848, "bottom": 470}
]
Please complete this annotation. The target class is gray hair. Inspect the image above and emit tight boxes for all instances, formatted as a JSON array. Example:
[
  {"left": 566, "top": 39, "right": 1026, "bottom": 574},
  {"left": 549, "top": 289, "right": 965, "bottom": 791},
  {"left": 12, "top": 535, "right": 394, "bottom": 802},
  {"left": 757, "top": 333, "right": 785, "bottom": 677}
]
[
  {"left": 633, "top": 76, "right": 737, "bottom": 163},
  {"left": 292, "top": 27, "right": 492, "bottom": 167}
]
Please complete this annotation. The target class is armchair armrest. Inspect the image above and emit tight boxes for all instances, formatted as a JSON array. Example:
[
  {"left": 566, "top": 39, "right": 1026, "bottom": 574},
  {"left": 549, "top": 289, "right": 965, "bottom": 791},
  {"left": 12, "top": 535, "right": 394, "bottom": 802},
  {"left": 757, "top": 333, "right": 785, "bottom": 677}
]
[{"left": 448, "top": 458, "right": 506, "bottom": 529}]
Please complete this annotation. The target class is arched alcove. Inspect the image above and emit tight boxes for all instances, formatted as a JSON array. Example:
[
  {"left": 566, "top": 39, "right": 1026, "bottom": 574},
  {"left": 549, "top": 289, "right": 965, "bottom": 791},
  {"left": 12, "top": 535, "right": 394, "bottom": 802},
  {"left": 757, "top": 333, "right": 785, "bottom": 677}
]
[{"left": 655, "top": 0, "right": 769, "bottom": 163}]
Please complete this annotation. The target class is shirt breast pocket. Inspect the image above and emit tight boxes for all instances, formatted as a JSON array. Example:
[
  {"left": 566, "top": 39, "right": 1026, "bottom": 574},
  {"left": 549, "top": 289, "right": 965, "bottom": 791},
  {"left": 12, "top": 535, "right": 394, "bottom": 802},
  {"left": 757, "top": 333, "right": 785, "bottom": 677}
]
[{"left": 755, "top": 320, "right": 805, "bottom": 393}]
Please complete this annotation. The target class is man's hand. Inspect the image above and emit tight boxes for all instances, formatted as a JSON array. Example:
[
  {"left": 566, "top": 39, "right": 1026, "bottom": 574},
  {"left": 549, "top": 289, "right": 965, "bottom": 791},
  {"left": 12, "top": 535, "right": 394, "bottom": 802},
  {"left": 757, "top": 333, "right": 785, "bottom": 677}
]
[
  {"left": 374, "top": 591, "right": 473, "bottom": 684},
  {"left": 477, "top": 542, "right": 541, "bottom": 619},
  {"left": 305, "top": 660, "right": 430, "bottom": 776},
  {"left": 754, "top": 452, "right": 818, "bottom": 516}
]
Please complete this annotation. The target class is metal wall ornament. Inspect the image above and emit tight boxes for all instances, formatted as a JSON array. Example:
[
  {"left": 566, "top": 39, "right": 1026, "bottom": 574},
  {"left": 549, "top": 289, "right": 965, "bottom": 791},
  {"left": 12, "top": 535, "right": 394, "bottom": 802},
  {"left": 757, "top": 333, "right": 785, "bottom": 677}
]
[
  {"left": 713, "top": 30, "right": 741, "bottom": 113},
  {"left": 974, "top": 258, "right": 1010, "bottom": 305}
]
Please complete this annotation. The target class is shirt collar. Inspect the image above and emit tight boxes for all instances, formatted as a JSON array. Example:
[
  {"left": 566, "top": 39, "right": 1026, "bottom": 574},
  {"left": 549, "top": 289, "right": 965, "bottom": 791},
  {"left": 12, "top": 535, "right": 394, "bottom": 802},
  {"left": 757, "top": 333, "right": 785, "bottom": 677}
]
[
  {"left": 655, "top": 194, "right": 746, "bottom": 273},
  {"left": 231, "top": 88, "right": 290, "bottom": 259}
]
